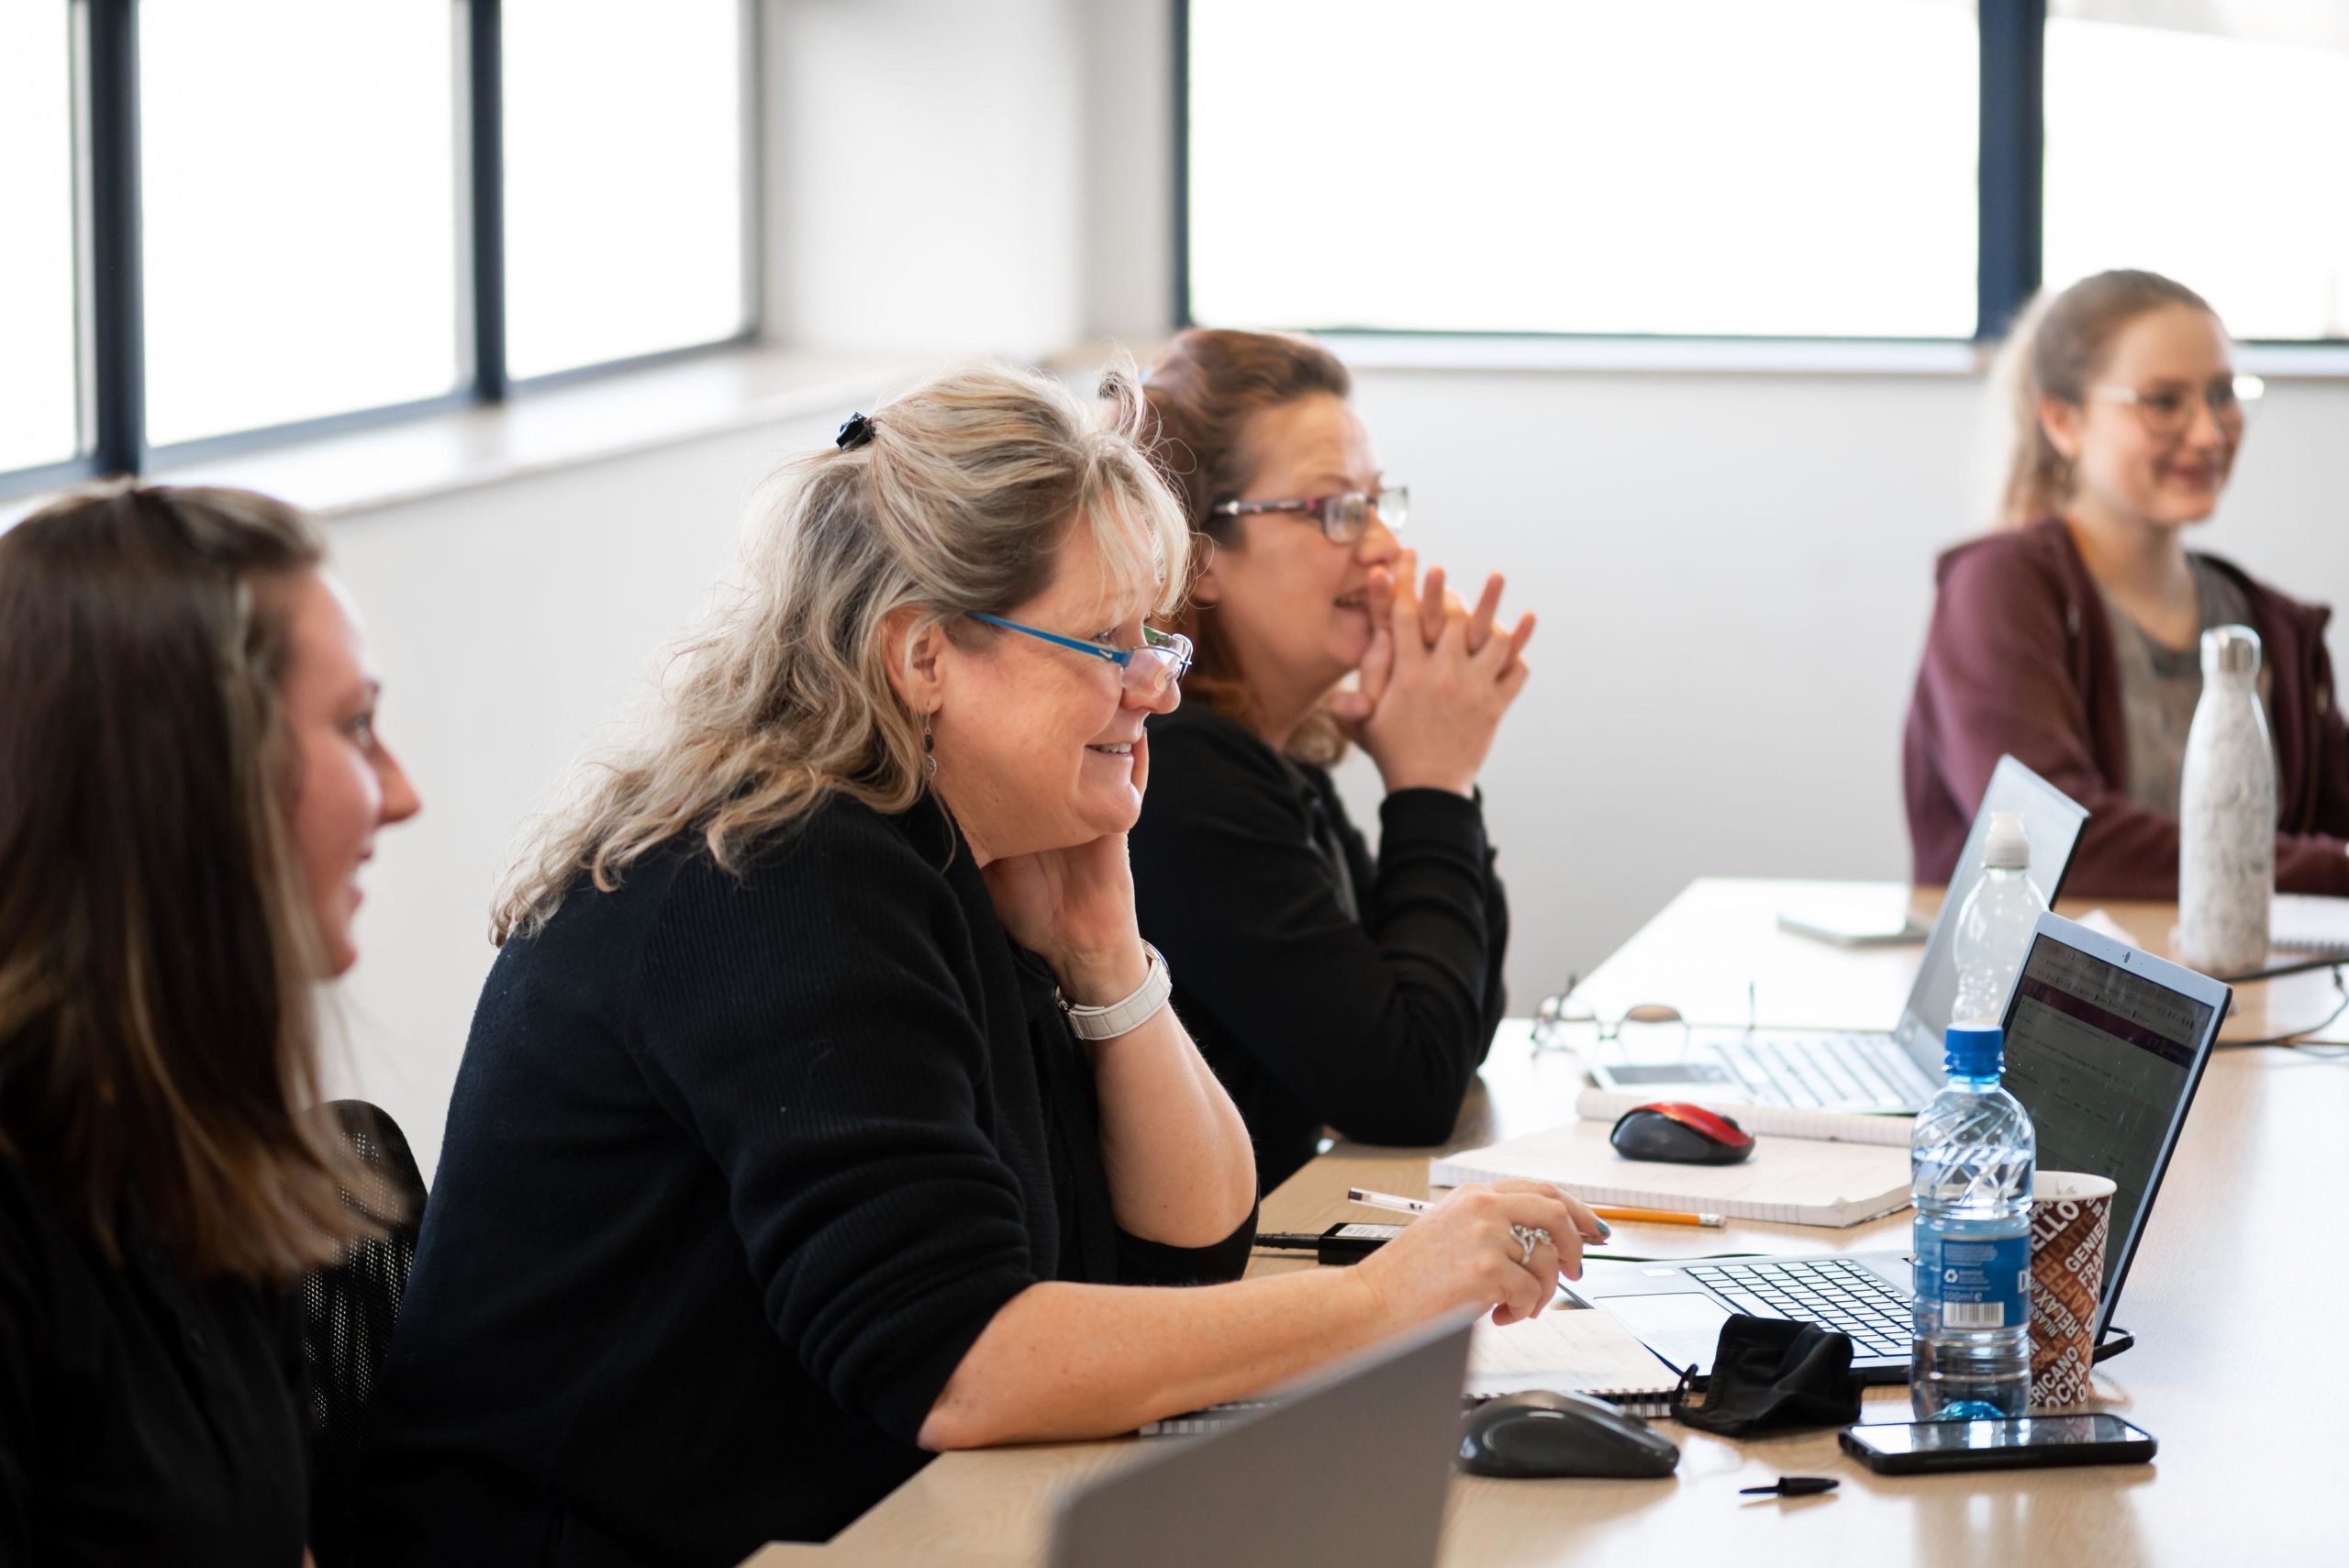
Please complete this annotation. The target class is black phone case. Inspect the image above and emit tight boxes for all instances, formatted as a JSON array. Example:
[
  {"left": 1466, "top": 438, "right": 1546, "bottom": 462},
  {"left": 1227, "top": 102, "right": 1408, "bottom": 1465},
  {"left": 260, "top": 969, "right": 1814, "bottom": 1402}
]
[{"left": 1838, "top": 1420, "right": 2156, "bottom": 1474}]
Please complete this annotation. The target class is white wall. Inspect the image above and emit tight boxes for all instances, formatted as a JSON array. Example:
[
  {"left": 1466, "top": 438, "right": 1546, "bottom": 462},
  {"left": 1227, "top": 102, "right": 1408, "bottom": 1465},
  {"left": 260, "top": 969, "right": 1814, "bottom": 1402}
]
[
  {"left": 299, "top": 0, "right": 2349, "bottom": 1178},
  {"left": 1318, "top": 367, "right": 2349, "bottom": 1018},
  {"left": 766, "top": 0, "right": 1085, "bottom": 359}
]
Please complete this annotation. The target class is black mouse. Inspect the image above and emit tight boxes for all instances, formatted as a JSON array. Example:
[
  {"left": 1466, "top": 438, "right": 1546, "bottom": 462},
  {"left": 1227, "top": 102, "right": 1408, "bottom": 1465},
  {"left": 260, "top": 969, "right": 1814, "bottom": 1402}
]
[
  {"left": 1609, "top": 1101, "right": 1754, "bottom": 1165},
  {"left": 1457, "top": 1390, "right": 1681, "bottom": 1479}
]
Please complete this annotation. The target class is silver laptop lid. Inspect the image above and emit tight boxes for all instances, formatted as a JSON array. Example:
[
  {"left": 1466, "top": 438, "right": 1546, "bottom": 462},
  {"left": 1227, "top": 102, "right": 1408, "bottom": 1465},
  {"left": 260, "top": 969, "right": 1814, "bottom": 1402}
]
[
  {"left": 1893, "top": 756, "right": 2091, "bottom": 1068},
  {"left": 1047, "top": 1311, "right": 1475, "bottom": 1568},
  {"left": 1998, "top": 913, "right": 2231, "bottom": 1340}
]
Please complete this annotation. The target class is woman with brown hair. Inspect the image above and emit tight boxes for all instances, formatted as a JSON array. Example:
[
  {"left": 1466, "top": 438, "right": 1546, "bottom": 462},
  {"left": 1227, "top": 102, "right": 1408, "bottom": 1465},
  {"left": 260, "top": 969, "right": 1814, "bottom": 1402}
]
[
  {"left": 1129, "top": 328, "right": 1537, "bottom": 1190},
  {"left": 0, "top": 484, "right": 419, "bottom": 1564},
  {"left": 1903, "top": 269, "right": 2349, "bottom": 896}
]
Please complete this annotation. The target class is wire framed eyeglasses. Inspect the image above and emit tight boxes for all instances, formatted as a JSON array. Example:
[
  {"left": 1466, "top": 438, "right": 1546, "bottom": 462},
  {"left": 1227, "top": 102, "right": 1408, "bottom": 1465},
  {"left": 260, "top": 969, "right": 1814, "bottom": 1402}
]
[
  {"left": 967, "top": 614, "right": 1194, "bottom": 699},
  {"left": 1209, "top": 485, "right": 1408, "bottom": 546},
  {"left": 2085, "top": 373, "right": 2264, "bottom": 439}
]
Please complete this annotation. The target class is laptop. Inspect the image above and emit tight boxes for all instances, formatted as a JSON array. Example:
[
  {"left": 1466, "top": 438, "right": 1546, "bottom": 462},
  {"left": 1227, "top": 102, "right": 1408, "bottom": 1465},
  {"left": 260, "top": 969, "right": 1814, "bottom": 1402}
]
[
  {"left": 1567, "top": 911, "right": 2232, "bottom": 1385},
  {"left": 1585, "top": 754, "right": 2090, "bottom": 1113},
  {"left": 1045, "top": 1311, "right": 1473, "bottom": 1568}
]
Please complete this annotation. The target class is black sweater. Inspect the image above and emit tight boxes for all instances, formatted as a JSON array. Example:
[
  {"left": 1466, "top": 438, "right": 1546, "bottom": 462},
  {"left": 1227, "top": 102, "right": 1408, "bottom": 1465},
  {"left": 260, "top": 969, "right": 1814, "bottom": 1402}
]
[
  {"left": 1129, "top": 704, "right": 1509, "bottom": 1191},
  {"left": 360, "top": 795, "right": 1253, "bottom": 1567},
  {"left": 0, "top": 1161, "right": 307, "bottom": 1568}
]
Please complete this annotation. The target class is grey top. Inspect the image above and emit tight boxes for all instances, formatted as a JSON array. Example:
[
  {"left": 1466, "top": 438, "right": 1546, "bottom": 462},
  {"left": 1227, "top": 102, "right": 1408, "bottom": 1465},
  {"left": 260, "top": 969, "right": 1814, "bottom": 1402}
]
[{"left": 2100, "top": 557, "right": 2257, "bottom": 815}]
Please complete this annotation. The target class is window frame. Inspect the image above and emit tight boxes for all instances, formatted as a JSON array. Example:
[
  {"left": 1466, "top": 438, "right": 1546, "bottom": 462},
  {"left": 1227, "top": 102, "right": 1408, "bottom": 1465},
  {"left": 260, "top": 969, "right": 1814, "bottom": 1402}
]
[
  {"left": 0, "top": 0, "right": 763, "bottom": 502},
  {"left": 1174, "top": 0, "right": 2333, "bottom": 350}
]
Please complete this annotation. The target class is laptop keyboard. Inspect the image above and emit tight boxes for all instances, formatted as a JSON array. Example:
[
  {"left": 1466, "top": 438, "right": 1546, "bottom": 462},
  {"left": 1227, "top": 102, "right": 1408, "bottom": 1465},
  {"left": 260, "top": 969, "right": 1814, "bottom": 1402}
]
[
  {"left": 1684, "top": 1257, "right": 1912, "bottom": 1360},
  {"left": 1715, "top": 1031, "right": 1935, "bottom": 1111}
]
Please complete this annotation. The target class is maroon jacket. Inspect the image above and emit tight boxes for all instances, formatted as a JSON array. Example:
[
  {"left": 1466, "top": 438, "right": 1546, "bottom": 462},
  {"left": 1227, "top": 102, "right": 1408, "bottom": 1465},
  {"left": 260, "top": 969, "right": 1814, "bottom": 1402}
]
[{"left": 1904, "top": 517, "right": 2349, "bottom": 898}]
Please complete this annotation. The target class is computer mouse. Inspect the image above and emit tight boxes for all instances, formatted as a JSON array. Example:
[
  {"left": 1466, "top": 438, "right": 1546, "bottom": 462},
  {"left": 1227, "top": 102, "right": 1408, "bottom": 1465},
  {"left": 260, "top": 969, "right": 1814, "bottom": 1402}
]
[
  {"left": 1609, "top": 1101, "right": 1754, "bottom": 1165},
  {"left": 1458, "top": 1389, "right": 1681, "bottom": 1479}
]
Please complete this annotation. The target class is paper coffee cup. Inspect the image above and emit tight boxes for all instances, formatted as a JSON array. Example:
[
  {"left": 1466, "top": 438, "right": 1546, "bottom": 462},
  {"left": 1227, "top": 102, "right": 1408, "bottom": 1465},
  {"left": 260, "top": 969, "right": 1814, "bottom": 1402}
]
[{"left": 2028, "top": 1172, "right": 2117, "bottom": 1410}]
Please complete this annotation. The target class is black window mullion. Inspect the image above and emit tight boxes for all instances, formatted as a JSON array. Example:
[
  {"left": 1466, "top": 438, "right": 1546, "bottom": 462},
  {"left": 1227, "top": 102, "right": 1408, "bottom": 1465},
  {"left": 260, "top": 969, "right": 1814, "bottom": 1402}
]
[
  {"left": 1977, "top": 0, "right": 2046, "bottom": 340},
  {"left": 85, "top": 0, "right": 144, "bottom": 477},
  {"left": 1171, "top": 0, "right": 1193, "bottom": 330},
  {"left": 467, "top": 0, "right": 507, "bottom": 402}
]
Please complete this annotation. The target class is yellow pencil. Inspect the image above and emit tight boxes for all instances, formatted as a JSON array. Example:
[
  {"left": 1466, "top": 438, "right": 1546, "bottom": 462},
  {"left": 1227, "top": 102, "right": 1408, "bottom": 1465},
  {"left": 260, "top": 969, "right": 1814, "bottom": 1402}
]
[{"left": 1589, "top": 1205, "right": 1726, "bottom": 1229}]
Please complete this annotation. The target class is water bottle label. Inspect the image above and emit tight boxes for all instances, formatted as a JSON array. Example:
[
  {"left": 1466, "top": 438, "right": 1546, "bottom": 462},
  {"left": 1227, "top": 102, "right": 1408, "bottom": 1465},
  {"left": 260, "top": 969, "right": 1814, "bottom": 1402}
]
[{"left": 1917, "top": 1231, "right": 2030, "bottom": 1329}]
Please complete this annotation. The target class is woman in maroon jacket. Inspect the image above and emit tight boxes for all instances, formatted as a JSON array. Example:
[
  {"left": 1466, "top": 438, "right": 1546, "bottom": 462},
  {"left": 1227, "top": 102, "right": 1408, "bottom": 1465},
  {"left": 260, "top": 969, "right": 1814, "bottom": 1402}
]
[{"left": 1904, "top": 270, "right": 2349, "bottom": 898}]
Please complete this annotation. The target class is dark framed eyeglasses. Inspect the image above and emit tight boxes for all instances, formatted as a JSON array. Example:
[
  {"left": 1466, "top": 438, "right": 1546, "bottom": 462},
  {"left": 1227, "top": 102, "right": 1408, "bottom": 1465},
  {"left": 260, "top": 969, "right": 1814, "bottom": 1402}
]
[
  {"left": 1209, "top": 485, "right": 1408, "bottom": 545},
  {"left": 967, "top": 614, "right": 1194, "bottom": 698}
]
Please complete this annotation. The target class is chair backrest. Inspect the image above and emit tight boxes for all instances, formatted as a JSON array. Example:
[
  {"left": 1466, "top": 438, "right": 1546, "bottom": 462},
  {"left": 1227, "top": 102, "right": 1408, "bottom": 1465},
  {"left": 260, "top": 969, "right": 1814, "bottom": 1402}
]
[{"left": 300, "top": 1100, "right": 427, "bottom": 1568}]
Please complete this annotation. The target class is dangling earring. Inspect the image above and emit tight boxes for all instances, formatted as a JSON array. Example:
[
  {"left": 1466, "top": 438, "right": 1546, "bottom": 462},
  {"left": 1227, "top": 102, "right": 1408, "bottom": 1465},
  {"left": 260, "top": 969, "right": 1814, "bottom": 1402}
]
[{"left": 921, "top": 713, "right": 937, "bottom": 783}]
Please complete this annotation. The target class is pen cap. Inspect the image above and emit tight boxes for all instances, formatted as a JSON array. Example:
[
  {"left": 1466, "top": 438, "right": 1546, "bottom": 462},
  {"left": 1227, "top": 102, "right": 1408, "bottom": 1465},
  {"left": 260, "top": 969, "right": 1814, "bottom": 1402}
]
[{"left": 1944, "top": 1024, "right": 2002, "bottom": 1078}]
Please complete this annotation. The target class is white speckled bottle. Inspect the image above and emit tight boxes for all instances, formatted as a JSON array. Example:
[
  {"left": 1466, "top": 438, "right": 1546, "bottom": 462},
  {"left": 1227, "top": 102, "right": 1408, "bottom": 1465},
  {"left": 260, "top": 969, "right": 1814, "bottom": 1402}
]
[{"left": 2177, "top": 625, "right": 2274, "bottom": 975}]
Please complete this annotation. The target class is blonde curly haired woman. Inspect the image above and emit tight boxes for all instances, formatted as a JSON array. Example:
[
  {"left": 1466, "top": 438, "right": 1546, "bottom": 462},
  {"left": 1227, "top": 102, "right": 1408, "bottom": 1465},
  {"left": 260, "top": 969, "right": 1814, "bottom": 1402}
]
[{"left": 361, "top": 363, "right": 1598, "bottom": 1566}]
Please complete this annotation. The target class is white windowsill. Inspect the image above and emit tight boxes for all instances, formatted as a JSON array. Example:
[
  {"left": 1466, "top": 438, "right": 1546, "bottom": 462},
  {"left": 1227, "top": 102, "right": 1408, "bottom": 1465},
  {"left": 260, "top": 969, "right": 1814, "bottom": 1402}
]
[
  {"left": 14, "top": 334, "right": 2345, "bottom": 530},
  {"left": 2, "top": 346, "right": 940, "bottom": 527},
  {"left": 1304, "top": 331, "right": 2349, "bottom": 381}
]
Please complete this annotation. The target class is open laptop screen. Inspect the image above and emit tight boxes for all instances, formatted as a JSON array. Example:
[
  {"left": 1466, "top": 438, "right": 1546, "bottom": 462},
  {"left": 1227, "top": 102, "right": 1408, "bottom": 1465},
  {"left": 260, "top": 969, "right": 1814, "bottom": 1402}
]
[{"left": 1998, "top": 924, "right": 2224, "bottom": 1339}]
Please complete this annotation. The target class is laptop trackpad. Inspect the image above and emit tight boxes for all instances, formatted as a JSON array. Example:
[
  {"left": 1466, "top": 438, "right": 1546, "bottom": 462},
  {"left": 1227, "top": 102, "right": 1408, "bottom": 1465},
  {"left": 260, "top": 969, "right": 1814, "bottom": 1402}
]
[{"left": 1602, "top": 1293, "right": 1735, "bottom": 1375}]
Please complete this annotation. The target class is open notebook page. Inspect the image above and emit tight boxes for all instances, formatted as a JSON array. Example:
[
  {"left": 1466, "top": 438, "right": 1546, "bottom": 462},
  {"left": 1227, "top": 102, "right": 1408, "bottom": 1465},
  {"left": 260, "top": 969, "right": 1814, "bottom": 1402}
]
[{"left": 1468, "top": 1305, "right": 1678, "bottom": 1398}]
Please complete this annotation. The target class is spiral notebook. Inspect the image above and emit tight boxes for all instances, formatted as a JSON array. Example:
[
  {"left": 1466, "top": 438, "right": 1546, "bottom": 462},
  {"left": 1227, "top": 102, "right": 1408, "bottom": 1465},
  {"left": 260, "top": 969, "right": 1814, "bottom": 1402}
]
[
  {"left": 1140, "top": 1307, "right": 1678, "bottom": 1433},
  {"left": 2273, "top": 894, "right": 2349, "bottom": 958}
]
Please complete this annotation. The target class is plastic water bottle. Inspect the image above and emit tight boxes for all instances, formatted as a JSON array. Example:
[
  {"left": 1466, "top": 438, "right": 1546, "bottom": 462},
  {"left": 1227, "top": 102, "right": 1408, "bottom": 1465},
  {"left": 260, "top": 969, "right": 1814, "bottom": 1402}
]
[
  {"left": 2178, "top": 625, "right": 2275, "bottom": 975},
  {"left": 1910, "top": 1024, "right": 2036, "bottom": 1419},
  {"left": 1948, "top": 811, "right": 2048, "bottom": 1027}
]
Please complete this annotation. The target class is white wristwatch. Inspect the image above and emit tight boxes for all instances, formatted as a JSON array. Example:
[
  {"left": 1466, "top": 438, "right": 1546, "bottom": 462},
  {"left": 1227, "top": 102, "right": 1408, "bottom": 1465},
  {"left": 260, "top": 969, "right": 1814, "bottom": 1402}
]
[{"left": 1057, "top": 943, "right": 1173, "bottom": 1040}]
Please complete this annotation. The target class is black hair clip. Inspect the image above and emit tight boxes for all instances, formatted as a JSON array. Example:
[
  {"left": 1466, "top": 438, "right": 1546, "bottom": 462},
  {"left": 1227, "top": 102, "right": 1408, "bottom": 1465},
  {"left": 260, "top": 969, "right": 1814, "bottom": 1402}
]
[{"left": 836, "top": 412, "right": 875, "bottom": 450}]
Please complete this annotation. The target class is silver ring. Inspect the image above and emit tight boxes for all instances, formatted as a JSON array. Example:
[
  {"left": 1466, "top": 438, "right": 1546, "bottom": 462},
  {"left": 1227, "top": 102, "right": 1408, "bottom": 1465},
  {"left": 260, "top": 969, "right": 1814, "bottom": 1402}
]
[{"left": 1508, "top": 1224, "right": 1552, "bottom": 1267}]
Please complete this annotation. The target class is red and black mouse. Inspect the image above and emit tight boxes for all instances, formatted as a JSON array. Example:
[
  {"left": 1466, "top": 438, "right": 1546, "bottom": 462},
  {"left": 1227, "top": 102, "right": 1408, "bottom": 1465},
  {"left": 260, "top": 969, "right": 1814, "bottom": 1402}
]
[{"left": 1609, "top": 1102, "right": 1754, "bottom": 1165}]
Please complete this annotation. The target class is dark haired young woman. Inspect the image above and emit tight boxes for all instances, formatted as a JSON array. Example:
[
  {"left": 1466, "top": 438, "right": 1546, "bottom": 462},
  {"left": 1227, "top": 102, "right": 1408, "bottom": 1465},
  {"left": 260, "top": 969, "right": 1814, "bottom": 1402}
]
[
  {"left": 1130, "top": 329, "right": 1537, "bottom": 1190},
  {"left": 0, "top": 485, "right": 419, "bottom": 1564},
  {"left": 1904, "top": 270, "right": 2349, "bottom": 896}
]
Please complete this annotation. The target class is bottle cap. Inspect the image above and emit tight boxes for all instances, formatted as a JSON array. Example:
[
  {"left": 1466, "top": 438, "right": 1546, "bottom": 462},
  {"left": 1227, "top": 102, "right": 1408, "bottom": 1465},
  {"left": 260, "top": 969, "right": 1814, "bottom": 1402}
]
[
  {"left": 2202, "top": 624, "right": 2262, "bottom": 679},
  {"left": 1944, "top": 1024, "right": 2003, "bottom": 1077},
  {"left": 1982, "top": 811, "right": 2029, "bottom": 871}
]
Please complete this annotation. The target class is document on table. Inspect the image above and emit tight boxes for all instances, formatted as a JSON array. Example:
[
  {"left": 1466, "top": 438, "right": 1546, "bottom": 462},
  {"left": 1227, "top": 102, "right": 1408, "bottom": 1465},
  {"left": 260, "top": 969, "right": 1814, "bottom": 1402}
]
[
  {"left": 1467, "top": 1305, "right": 1679, "bottom": 1402},
  {"left": 1431, "top": 1118, "right": 1912, "bottom": 1227}
]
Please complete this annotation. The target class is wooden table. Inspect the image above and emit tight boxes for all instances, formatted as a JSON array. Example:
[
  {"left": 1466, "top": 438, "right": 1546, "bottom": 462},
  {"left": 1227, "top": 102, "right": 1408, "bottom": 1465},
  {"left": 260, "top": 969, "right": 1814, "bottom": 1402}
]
[{"left": 750, "top": 879, "right": 2349, "bottom": 1567}]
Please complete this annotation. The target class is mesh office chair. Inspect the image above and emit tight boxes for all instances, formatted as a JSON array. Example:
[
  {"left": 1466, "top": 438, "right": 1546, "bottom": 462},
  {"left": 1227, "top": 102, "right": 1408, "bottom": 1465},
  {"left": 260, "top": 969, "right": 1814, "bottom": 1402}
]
[{"left": 301, "top": 1100, "right": 427, "bottom": 1568}]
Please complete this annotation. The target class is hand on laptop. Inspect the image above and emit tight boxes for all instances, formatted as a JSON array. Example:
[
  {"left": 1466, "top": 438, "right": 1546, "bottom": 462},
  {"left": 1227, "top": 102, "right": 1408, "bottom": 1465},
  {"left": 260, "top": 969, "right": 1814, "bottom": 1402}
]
[{"left": 1354, "top": 1181, "right": 1599, "bottom": 1329}]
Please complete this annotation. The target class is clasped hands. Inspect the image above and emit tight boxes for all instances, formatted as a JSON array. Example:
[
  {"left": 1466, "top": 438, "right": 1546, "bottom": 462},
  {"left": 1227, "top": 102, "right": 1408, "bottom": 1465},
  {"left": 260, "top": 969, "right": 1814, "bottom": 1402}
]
[{"left": 1326, "top": 549, "right": 1537, "bottom": 797}]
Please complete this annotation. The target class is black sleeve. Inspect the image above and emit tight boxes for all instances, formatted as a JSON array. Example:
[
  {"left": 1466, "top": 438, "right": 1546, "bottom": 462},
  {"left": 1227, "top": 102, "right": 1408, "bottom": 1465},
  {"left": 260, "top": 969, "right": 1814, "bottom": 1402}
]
[
  {"left": 1134, "top": 718, "right": 1501, "bottom": 1148},
  {"left": 629, "top": 835, "right": 1041, "bottom": 1450},
  {"left": 1466, "top": 807, "right": 1510, "bottom": 1056},
  {"left": 1114, "top": 1205, "right": 1259, "bottom": 1288}
]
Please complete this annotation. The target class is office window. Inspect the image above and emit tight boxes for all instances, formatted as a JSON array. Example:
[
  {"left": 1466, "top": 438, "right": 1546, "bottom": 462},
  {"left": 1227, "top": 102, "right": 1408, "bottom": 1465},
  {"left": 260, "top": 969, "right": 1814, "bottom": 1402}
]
[
  {"left": 502, "top": 0, "right": 750, "bottom": 380},
  {"left": 2043, "top": 2, "right": 2349, "bottom": 340},
  {"left": 139, "top": 1, "right": 462, "bottom": 449},
  {"left": 1186, "top": 0, "right": 1980, "bottom": 339},
  {"left": 0, "top": 3, "right": 81, "bottom": 473}
]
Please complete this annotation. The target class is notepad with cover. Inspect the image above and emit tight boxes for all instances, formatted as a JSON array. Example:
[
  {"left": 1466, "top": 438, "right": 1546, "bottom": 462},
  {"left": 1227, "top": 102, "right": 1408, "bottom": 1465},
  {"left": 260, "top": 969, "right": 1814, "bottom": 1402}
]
[
  {"left": 1430, "top": 1117, "right": 1912, "bottom": 1228},
  {"left": 1569, "top": 1087, "right": 1912, "bottom": 1149},
  {"left": 1138, "top": 1308, "right": 1680, "bottom": 1434},
  {"left": 1466, "top": 1304, "right": 1681, "bottom": 1412},
  {"left": 2272, "top": 894, "right": 2349, "bottom": 958}
]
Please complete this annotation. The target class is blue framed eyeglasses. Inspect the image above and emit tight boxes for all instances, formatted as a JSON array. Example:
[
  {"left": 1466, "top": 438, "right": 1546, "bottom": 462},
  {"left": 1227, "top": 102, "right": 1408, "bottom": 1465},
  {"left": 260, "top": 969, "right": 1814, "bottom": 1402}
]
[{"left": 968, "top": 614, "right": 1194, "bottom": 699}]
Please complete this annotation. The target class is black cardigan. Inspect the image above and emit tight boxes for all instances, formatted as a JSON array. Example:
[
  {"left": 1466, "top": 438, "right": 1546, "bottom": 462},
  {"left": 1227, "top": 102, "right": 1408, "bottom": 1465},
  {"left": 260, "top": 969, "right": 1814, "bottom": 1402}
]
[
  {"left": 0, "top": 1160, "right": 307, "bottom": 1568},
  {"left": 1129, "top": 704, "right": 1509, "bottom": 1191},
  {"left": 360, "top": 795, "right": 1253, "bottom": 1567}
]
